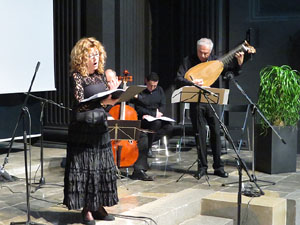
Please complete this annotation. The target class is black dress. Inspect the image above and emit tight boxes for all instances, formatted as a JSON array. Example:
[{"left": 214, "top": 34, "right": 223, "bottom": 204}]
[{"left": 63, "top": 72, "right": 119, "bottom": 211}]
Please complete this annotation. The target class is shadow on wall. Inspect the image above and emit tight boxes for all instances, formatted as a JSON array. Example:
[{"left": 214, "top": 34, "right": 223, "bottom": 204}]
[{"left": 288, "top": 31, "right": 300, "bottom": 72}]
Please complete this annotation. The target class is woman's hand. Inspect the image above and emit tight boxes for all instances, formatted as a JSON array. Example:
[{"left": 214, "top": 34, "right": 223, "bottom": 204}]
[{"left": 108, "top": 77, "right": 121, "bottom": 90}]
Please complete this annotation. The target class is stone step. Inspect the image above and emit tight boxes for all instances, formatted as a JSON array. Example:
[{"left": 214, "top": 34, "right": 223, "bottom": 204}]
[
  {"left": 201, "top": 191, "right": 287, "bottom": 225},
  {"left": 178, "top": 215, "right": 233, "bottom": 225},
  {"left": 96, "top": 188, "right": 214, "bottom": 225}
]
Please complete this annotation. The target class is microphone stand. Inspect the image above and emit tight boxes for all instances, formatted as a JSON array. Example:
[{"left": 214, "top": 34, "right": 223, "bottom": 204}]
[
  {"left": 201, "top": 88, "right": 264, "bottom": 225},
  {"left": 24, "top": 93, "right": 71, "bottom": 192},
  {"left": 7, "top": 62, "right": 45, "bottom": 225},
  {"left": 225, "top": 72, "right": 280, "bottom": 185},
  {"left": 185, "top": 80, "right": 266, "bottom": 225},
  {"left": 39, "top": 101, "right": 45, "bottom": 187},
  {"left": 0, "top": 63, "right": 41, "bottom": 182}
]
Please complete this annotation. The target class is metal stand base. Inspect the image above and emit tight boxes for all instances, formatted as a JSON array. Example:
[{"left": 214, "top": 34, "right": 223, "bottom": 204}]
[
  {"left": 11, "top": 221, "right": 45, "bottom": 225},
  {"left": 176, "top": 159, "right": 210, "bottom": 186}
]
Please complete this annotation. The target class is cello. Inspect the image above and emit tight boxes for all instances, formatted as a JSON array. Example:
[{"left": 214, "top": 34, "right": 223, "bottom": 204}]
[{"left": 109, "top": 70, "right": 139, "bottom": 168}]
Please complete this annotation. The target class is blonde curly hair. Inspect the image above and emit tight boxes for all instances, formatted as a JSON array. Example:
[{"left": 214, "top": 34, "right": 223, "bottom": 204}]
[{"left": 70, "top": 37, "right": 107, "bottom": 76}]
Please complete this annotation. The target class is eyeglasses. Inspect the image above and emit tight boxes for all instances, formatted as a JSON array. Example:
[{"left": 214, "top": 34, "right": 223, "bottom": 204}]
[{"left": 88, "top": 53, "right": 99, "bottom": 59}]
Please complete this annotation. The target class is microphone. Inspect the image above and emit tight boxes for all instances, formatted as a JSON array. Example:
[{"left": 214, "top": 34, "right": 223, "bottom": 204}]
[
  {"left": 35, "top": 61, "right": 41, "bottom": 73},
  {"left": 224, "top": 71, "right": 235, "bottom": 80}
]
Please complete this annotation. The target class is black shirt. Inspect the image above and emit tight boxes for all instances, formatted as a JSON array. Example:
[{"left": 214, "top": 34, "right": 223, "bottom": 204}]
[{"left": 133, "top": 86, "right": 166, "bottom": 120}]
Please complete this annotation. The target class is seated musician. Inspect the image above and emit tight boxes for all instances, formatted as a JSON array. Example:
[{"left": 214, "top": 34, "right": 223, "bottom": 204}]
[
  {"left": 130, "top": 72, "right": 173, "bottom": 181},
  {"left": 105, "top": 69, "right": 122, "bottom": 90},
  {"left": 104, "top": 69, "right": 122, "bottom": 117}
]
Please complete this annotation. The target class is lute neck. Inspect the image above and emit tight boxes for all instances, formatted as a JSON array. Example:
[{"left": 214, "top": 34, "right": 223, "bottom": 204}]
[{"left": 219, "top": 42, "right": 248, "bottom": 66}]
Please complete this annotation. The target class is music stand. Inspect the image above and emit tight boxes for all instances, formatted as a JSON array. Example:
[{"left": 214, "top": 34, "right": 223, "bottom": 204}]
[
  {"left": 172, "top": 86, "right": 230, "bottom": 105},
  {"left": 108, "top": 120, "right": 141, "bottom": 168},
  {"left": 172, "top": 86, "right": 229, "bottom": 184}
]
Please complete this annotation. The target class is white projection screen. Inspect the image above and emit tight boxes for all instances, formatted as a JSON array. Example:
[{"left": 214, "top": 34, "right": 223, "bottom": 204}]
[{"left": 0, "top": 0, "right": 55, "bottom": 94}]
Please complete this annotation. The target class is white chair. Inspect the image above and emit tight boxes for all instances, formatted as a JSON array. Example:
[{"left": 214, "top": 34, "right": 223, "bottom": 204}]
[
  {"left": 178, "top": 103, "right": 190, "bottom": 152},
  {"left": 151, "top": 135, "right": 170, "bottom": 176}
]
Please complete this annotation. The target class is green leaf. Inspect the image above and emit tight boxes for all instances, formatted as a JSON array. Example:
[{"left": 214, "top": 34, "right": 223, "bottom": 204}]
[{"left": 257, "top": 65, "right": 300, "bottom": 132}]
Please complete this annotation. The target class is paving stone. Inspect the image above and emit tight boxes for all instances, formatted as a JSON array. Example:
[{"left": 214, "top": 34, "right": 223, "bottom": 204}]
[{"left": 0, "top": 141, "right": 300, "bottom": 224}]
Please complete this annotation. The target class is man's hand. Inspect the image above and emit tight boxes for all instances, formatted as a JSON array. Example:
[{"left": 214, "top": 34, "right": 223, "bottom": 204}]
[
  {"left": 107, "top": 115, "right": 115, "bottom": 120},
  {"left": 142, "top": 115, "right": 150, "bottom": 120},
  {"left": 235, "top": 51, "right": 245, "bottom": 66},
  {"left": 193, "top": 78, "right": 204, "bottom": 86},
  {"left": 156, "top": 109, "right": 163, "bottom": 118}
]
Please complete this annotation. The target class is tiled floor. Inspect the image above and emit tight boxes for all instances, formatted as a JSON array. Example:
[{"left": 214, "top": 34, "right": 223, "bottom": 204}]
[{"left": 0, "top": 138, "right": 300, "bottom": 225}]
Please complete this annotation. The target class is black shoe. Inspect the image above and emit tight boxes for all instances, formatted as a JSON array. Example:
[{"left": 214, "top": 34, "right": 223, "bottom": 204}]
[
  {"left": 92, "top": 210, "right": 115, "bottom": 221},
  {"left": 130, "top": 170, "right": 154, "bottom": 181},
  {"left": 194, "top": 168, "right": 207, "bottom": 180},
  {"left": 214, "top": 169, "right": 229, "bottom": 178},
  {"left": 147, "top": 148, "right": 155, "bottom": 158},
  {"left": 81, "top": 211, "right": 96, "bottom": 225},
  {"left": 92, "top": 211, "right": 115, "bottom": 221},
  {"left": 82, "top": 218, "right": 96, "bottom": 225}
]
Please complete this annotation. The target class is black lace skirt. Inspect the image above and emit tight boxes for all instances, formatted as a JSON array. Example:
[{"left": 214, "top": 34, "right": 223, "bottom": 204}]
[{"left": 63, "top": 121, "right": 119, "bottom": 211}]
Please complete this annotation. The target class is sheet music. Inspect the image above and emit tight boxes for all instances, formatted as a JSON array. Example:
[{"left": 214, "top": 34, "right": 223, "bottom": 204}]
[
  {"left": 143, "top": 115, "right": 176, "bottom": 122},
  {"left": 117, "top": 85, "right": 146, "bottom": 103},
  {"left": 171, "top": 86, "right": 229, "bottom": 105},
  {"left": 80, "top": 89, "right": 125, "bottom": 103},
  {"left": 80, "top": 85, "right": 146, "bottom": 103}
]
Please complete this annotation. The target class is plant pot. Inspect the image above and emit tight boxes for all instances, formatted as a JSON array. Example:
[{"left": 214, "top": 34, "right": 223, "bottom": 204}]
[{"left": 254, "top": 124, "right": 297, "bottom": 174}]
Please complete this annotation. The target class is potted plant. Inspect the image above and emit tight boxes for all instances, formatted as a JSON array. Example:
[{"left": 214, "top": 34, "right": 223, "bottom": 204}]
[{"left": 255, "top": 65, "right": 300, "bottom": 174}]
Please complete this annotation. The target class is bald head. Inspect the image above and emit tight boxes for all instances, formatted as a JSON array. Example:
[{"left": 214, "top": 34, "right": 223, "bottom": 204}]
[
  {"left": 105, "top": 69, "right": 120, "bottom": 89},
  {"left": 105, "top": 69, "right": 117, "bottom": 82}
]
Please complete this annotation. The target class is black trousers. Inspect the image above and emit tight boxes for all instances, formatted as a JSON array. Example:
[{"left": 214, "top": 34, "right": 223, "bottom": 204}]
[
  {"left": 190, "top": 103, "right": 224, "bottom": 171},
  {"left": 133, "top": 119, "right": 173, "bottom": 171},
  {"left": 133, "top": 132, "right": 149, "bottom": 171},
  {"left": 142, "top": 120, "right": 173, "bottom": 150}
]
